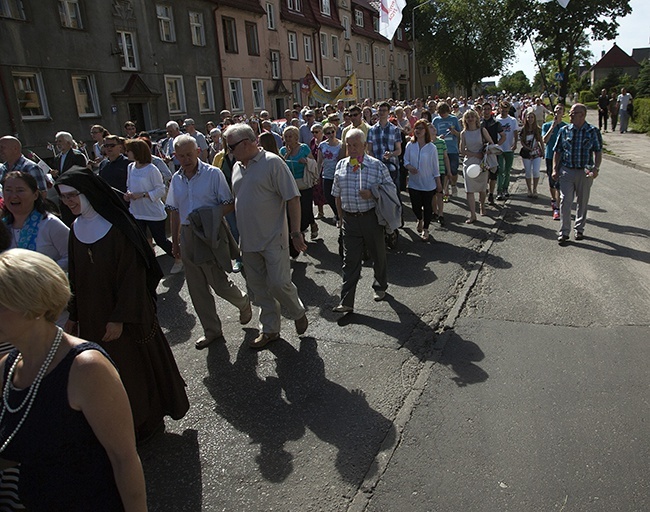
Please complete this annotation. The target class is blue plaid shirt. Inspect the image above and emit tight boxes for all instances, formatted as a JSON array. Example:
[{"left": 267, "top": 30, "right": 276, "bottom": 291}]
[
  {"left": 332, "top": 155, "right": 392, "bottom": 213},
  {"left": 0, "top": 155, "right": 48, "bottom": 192},
  {"left": 553, "top": 122, "right": 602, "bottom": 169},
  {"left": 367, "top": 121, "right": 401, "bottom": 169}
]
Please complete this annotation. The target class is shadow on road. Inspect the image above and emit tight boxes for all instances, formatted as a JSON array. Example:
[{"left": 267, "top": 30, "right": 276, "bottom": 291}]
[
  {"left": 157, "top": 270, "right": 195, "bottom": 346},
  {"left": 438, "top": 331, "right": 489, "bottom": 387}
]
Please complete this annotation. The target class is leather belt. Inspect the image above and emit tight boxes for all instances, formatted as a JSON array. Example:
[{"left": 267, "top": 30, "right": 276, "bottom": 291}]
[{"left": 343, "top": 208, "right": 375, "bottom": 217}]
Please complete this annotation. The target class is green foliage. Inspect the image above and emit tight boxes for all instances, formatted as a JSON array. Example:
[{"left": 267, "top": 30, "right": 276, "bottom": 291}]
[
  {"left": 498, "top": 70, "right": 531, "bottom": 94},
  {"left": 636, "top": 60, "right": 650, "bottom": 98},
  {"left": 580, "top": 90, "right": 596, "bottom": 103},
  {"left": 414, "top": 0, "right": 517, "bottom": 97},
  {"left": 632, "top": 98, "right": 650, "bottom": 133}
]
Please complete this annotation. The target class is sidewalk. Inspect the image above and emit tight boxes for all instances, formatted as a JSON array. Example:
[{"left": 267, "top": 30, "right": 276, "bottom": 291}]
[{"left": 586, "top": 107, "right": 650, "bottom": 174}]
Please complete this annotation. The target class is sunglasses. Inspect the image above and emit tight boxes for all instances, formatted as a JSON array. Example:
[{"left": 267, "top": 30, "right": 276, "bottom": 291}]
[
  {"left": 227, "top": 139, "right": 246, "bottom": 151},
  {"left": 324, "top": 131, "right": 335, "bottom": 135}
]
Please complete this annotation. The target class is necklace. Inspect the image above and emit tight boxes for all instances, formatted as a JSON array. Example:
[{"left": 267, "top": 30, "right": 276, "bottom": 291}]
[{"left": 0, "top": 326, "right": 63, "bottom": 453}]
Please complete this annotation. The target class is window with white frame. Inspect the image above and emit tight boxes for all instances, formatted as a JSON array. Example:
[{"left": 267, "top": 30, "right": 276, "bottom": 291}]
[
  {"left": 165, "top": 75, "right": 186, "bottom": 114},
  {"left": 334, "top": 76, "right": 341, "bottom": 88},
  {"left": 228, "top": 79, "right": 244, "bottom": 111},
  {"left": 383, "top": 81, "right": 387, "bottom": 99},
  {"left": 71, "top": 75, "right": 100, "bottom": 117},
  {"left": 366, "top": 80, "right": 372, "bottom": 99},
  {"left": 354, "top": 9, "right": 363, "bottom": 27},
  {"left": 373, "top": 16, "right": 378, "bottom": 32},
  {"left": 116, "top": 31, "right": 139, "bottom": 70},
  {"left": 223, "top": 17, "right": 238, "bottom": 53},
  {"left": 13, "top": 72, "right": 48, "bottom": 119},
  {"left": 245, "top": 22, "right": 260, "bottom": 56},
  {"left": 320, "top": 33, "right": 328, "bottom": 59},
  {"left": 266, "top": 2, "right": 276, "bottom": 29},
  {"left": 374, "top": 47, "right": 378, "bottom": 66},
  {"left": 364, "top": 44, "right": 370, "bottom": 64},
  {"left": 342, "top": 16, "right": 350, "bottom": 39},
  {"left": 345, "top": 54, "right": 352, "bottom": 75},
  {"left": 287, "top": 0, "right": 301, "bottom": 13},
  {"left": 320, "top": 0, "right": 330, "bottom": 16},
  {"left": 59, "top": 0, "right": 82, "bottom": 28},
  {"left": 189, "top": 12, "right": 205, "bottom": 46},
  {"left": 156, "top": 5, "right": 175, "bottom": 42},
  {"left": 381, "top": 49, "right": 385, "bottom": 66},
  {"left": 303, "top": 35, "right": 313, "bottom": 62},
  {"left": 292, "top": 81, "right": 301, "bottom": 103},
  {"left": 358, "top": 80, "right": 364, "bottom": 99},
  {"left": 196, "top": 77, "right": 215, "bottom": 112},
  {"left": 356, "top": 42, "right": 362, "bottom": 63},
  {"left": 331, "top": 35, "right": 339, "bottom": 60},
  {"left": 270, "top": 50, "right": 281, "bottom": 79},
  {"left": 288, "top": 32, "right": 298, "bottom": 60},
  {"left": 375, "top": 80, "right": 381, "bottom": 99},
  {"left": 252, "top": 79, "right": 265, "bottom": 110},
  {"left": 322, "top": 76, "right": 331, "bottom": 90},
  {"left": 0, "top": 0, "right": 25, "bottom": 19}
]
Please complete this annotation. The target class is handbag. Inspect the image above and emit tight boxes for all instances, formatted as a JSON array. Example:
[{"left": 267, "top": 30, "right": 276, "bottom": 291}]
[
  {"left": 519, "top": 147, "right": 531, "bottom": 159},
  {"left": 295, "top": 157, "right": 319, "bottom": 190}
]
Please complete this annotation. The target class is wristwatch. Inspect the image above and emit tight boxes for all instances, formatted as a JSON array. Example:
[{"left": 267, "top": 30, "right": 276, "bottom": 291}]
[{"left": 290, "top": 232, "right": 302, "bottom": 239}]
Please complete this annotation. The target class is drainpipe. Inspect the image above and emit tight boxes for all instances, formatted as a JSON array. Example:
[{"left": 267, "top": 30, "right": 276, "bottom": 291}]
[
  {"left": 0, "top": 69, "right": 18, "bottom": 136},
  {"left": 370, "top": 41, "right": 376, "bottom": 100},
  {"left": 213, "top": 8, "right": 227, "bottom": 111}
]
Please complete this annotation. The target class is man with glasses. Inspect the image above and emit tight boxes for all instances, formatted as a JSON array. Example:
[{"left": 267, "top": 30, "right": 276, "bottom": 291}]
[
  {"left": 98, "top": 135, "right": 129, "bottom": 196},
  {"left": 226, "top": 124, "right": 308, "bottom": 349},
  {"left": 166, "top": 134, "right": 252, "bottom": 350},
  {"left": 367, "top": 101, "right": 402, "bottom": 193},
  {"left": 552, "top": 104, "right": 602, "bottom": 244},
  {"left": 339, "top": 105, "right": 370, "bottom": 160},
  {"left": 299, "top": 110, "right": 316, "bottom": 144}
]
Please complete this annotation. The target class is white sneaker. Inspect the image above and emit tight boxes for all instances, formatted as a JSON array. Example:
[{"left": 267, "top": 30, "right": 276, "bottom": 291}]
[
  {"left": 451, "top": 185, "right": 458, "bottom": 196},
  {"left": 170, "top": 260, "right": 184, "bottom": 274}
]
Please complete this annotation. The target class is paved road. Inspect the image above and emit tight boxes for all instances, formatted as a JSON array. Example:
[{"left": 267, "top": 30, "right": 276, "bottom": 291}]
[{"left": 141, "top": 156, "right": 650, "bottom": 511}]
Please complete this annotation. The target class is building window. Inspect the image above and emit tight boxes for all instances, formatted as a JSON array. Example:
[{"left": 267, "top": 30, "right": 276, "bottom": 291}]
[
  {"left": 374, "top": 47, "right": 378, "bottom": 66},
  {"left": 334, "top": 76, "right": 341, "bottom": 88},
  {"left": 364, "top": 44, "right": 370, "bottom": 64},
  {"left": 59, "top": 0, "right": 82, "bottom": 29},
  {"left": 71, "top": 75, "right": 100, "bottom": 117},
  {"left": 375, "top": 80, "right": 381, "bottom": 99},
  {"left": 270, "top": 50, "right": 281, "bottom": 79},
  {"left": 366, "top": 79, "right": 372, "bottom": 99},
  {"left": 189, "top": 12, "right": 205, "bottom": 46},
  {"left": 320, "top": 33, "right": 328, "bottom": 59},
  {"left": 381, "top": 49, "right": 386, "bottom": 66},
  {"left": 287, "top": 0, "right": 301, "bottom": 13},
  {"left": 165, "top": 75, "right": 186, "bottom": 114},
  {"left": 292, "top": 81, "right": 301, "bottom": 103},
  {"left": 397, "top": 28, "right": 403, "bottom": 41},
  {"left": 373, "top": 16, "right": 378, "bottom": 32},
  {"left": 266, "top": 2, "right": 275, "bottom": 30},
  {"left": 356, "top": 42, "right": 362, "bottom": 63},
  {"left": 331, "top": 35, "right": 339, "bottom": 60},
  {"left": 252, "top": 79, "right": 265, "bottom": 110},
  {"left": 196, "top": 77, "right": 215, "bottom": 112},
  {"left": 245, "top": 22, "right": 260, "bottom": 56},
  {"left": 222, "top": 16, "right": 238, "bottom": 53},
  {"left": 322, "top": 76, "right": 331, "bottom": 90},
  {"left": 228, "top": 79, "right": 244, "bottom": 112},
  {"left": 320, "top": 0, "right": 330, "bottom": 16},
  {"left": 0, "top": 0, "right": 25, "bottom": 19},
  {"left": 156, "top": 5, "right": 175, "bottom": 42},
  {"left": 13, "top": 72, "right": 48, "bottom": 120},
  {"left": 288, "top": 32, "right": 298, "bottom": 60},
  {"left": 303, "top": 35, "right": 313, "bottom": 62},
  {"left": 383, "top": 81, "right": 388, "bottom": 99},
  {"left": 358, "top": 80, "right": 364, "bottom": 99},
  {"left": 116, "top": 31, "right": 139, "bottom": 70},
  {"left": 354, "top": 9, "right": 363, "bottom": 27},
  {"left": 390, "top": 63, "right": 395, "bottom": 80},
  {"left": 343, "top": 16, "right": 350, "bottom": 40},
  {"left": 345, "top": 55, "right": 352, "bottom": 76}
]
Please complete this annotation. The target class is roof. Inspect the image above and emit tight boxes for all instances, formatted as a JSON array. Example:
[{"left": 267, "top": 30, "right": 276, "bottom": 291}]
[
  {"left": 217, "top": 0, "right": 266, "bottom": 15},
  {"left": 632, "top": 47, "right": 650, "bottom": 64},
  {"left": 280, "top": 0, "right": 342, "bottom": 30},
  {"left": 592, "top": 43, "right": 641, "bottom": 70}
]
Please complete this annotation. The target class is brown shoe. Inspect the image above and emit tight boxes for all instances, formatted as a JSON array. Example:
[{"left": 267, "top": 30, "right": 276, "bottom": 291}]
[
  {"left": 239, "top": 301, "right": 252, "bottom": 325},
  {"left": 249, "top": 332, "right": 279, "bottom": 349},
  {"left": 195, "top": 334, "right": 225, "bottom": 350},
  {"left": 294, "top": 314, "right": 308, "bottom": 335}
]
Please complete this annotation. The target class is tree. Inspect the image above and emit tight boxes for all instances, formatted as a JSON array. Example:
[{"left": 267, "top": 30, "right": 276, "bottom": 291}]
[
  {"left": 509, "top": 0, "right": 632, "bottom": 102},
  {"left": 498, "top": 70, "right": 531, "bottom": 94},
  {"left": 635, "top": 59, "right": 650, "bottom": 98},
  {"left": 410, "top": 0, "right": 517, "bottom": 97}
]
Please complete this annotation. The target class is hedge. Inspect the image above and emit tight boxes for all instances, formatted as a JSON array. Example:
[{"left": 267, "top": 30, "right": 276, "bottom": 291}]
[
  {"left": 632, "top": 98, "right": 650, "bottom": 134},
  {"left": 580, "top": 90, "right": 596, "bottom": 104}
]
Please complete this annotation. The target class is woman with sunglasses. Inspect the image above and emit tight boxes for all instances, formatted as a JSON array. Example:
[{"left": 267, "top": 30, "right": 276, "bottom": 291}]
[{"left": 316, "top": 124, "right": 342, "bottom": 225}]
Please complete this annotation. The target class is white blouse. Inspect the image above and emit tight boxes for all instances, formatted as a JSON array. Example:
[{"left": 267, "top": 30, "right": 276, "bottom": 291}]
[
  {"left": 126, "top": 162, "right": 168, "bottom": 221},
  {"left": 403, "top": 141, "right": 440, "bottom": 192}
]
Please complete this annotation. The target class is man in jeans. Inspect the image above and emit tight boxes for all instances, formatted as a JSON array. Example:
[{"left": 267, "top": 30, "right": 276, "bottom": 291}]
[{"left": 552, "top": 104, "right": 602, "bottom": 244}]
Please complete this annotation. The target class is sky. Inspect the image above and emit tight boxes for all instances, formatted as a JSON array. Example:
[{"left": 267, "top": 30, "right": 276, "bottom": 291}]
[{"left": 486, "top": 0, "right": 650, "bottom": 84}]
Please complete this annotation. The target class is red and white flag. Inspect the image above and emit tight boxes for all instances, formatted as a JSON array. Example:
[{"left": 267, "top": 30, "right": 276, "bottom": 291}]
[{"left": 379, "top": 0, "right": 406, "bottom": 41}]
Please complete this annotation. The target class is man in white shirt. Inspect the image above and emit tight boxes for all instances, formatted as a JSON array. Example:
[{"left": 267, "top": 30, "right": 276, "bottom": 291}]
[{"left": 616, "top": 88, "right": 633, "bottom": 134}]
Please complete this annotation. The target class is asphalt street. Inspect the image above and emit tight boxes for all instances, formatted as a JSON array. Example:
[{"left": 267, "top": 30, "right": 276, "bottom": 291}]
[{"left": 140, "top": 153, "right": 650, "bottom": 511}]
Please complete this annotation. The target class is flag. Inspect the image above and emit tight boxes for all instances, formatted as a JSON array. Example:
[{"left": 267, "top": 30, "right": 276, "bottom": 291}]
[
  {"left": 302, "top": 67, "right": 357, "bottom": 103},
  {"left": 539, "top": 0, "right": 570, "bottom": 7},
  {"left": 378, "top": 0, "right": 406, "bottom": 41}
]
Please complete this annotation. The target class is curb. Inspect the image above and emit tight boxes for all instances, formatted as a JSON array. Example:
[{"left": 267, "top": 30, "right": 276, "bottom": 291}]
[{"left": 603, "top": 153, "right": 650, "bottom": 175}]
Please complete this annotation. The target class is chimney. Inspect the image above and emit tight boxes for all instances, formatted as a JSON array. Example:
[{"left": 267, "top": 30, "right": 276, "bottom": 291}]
[{"left": 601, "top": 50, "right": 605, "bottom": 57}]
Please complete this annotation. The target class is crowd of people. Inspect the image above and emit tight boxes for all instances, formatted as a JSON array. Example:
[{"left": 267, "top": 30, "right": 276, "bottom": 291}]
[{"left": 0, "top": 90, "right": 604, "bottom": 508}]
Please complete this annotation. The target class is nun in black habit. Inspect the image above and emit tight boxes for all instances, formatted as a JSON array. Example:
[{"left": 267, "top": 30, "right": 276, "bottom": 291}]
[{"left": 57, "top": 167, "right": 188, "bottom": 442}]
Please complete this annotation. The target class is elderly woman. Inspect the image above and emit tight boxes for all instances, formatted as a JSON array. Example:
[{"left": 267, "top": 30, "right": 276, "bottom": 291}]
[
  {"left": 0, "top": 249, "right": 147, "bottom": 510},
  {"left": 2, "top": 171, "right": 69, "bottom": 269},
  {"left": 281, "top": 126, "right": 316, "bottom": 249},
  {"left": 56, "top": 167, "right": 189, "bottom": 443}
]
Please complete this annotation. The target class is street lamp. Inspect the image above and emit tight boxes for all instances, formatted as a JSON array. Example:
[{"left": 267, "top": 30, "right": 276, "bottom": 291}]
[{"left": 411, "top": 0, "right": 435, "bottom": 99}]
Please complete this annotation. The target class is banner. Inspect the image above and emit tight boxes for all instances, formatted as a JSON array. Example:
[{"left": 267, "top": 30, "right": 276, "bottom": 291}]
[
  {"left": 302, "top": 67, "right": 357, "bottom": 104},
  {"left": 379, "top": 0, "right": 406, "bottom": 41}
]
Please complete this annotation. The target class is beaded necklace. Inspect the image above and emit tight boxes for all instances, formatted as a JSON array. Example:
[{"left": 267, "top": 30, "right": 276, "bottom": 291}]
[{"left": 0, "top": 326, "right": 63, "bottom": 453}]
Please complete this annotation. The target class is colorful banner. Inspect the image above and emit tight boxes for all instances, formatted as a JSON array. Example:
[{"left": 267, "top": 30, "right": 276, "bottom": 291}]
[
  {"left": 302, "top": 67, "right": 357, "bottom": 104},
  {"left": 379, "top": 0, "right": 406, "bottom": 41}
]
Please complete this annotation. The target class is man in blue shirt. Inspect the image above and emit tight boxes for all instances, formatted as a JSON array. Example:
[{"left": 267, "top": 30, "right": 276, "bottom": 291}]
[
  {"left": 0, "top": 136, "right": 48, "bottom": 196},
  {"left": 542, "top": 104, "right": 567, "bottom": 220},
  {"left": 552, "top": 103, "right": 602, "bottom": 244}
]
